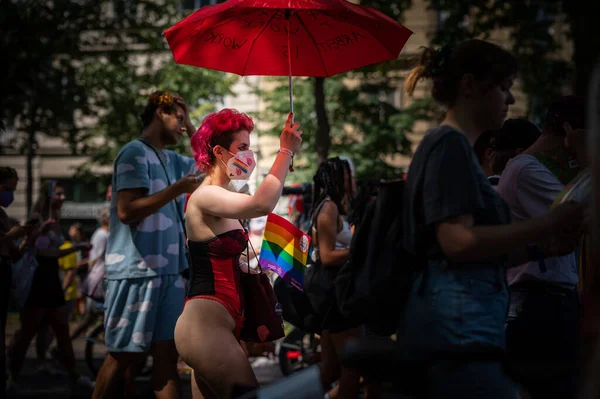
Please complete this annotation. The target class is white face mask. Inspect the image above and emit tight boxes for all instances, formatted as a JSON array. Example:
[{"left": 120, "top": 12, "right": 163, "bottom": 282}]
[
  {"left": 223, "top": 149, "right": 256, "bottom": 180},
  {"left": 228, "top": 180, "right": 250, "bottom": 193}
]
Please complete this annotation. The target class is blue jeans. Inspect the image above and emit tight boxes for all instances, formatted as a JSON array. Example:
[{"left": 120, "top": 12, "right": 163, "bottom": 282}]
[
  {"left": 401, "top": 260, "right": 509, "bottom": 356},
  {"left": 427, "top": 360, "right": 516, "bottom": 399},
  {"left": 399, "top": 261, "right": 515, "bottom": 398}
]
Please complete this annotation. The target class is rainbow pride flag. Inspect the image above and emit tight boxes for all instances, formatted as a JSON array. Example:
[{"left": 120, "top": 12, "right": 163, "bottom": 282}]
[
  {"left": 233, "top": 158, "right": 249, "bottom": 173},
  {"left": 259, "top": 213, "right": 311, "bottom": 291}
]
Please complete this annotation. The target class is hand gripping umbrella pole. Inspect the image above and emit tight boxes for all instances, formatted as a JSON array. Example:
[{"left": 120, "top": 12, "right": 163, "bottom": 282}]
[{"left": 286, "top": 9, "right": 294, "bottom": 124}]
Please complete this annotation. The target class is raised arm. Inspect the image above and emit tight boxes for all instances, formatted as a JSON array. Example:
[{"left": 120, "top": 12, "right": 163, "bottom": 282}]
[{"left": 192, "top": 113, "right": 303, "bottom": 220}]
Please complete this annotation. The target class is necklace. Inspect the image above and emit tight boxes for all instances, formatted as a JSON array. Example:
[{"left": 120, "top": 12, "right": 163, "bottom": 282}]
[{"left": 139, "top": 137, "right": 167, "bottom": 164}]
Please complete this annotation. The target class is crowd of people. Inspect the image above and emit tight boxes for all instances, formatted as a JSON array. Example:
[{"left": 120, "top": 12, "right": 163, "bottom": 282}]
[
  {"left": 0, "top": 172, "right": 111, "bottom": 395},
  {"left": 0, "top": 37, "right": 596, "bottom": 399}
]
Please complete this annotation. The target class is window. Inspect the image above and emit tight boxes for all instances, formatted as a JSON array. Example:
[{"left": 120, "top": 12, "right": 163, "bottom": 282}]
[
  {"left": 45, "top": 178, "right": 110, "bottom": 204},
  {"left": 380, "top": 86, "right": 403, "bottom": 109},
  {"left": 114, "top": 0, "right": 138, "bottom": 19},
  {"left": 435, "top": 8, "right": 469, "bottom": 32},
  {"left": 0, "top": 127, "right": 17, "bottom": 153},
  {"left": 437, "top": 10, "right": 450, "bottom": 29},
  {"left": 181, "top": 0, "right": 220, "bottom": 11}
]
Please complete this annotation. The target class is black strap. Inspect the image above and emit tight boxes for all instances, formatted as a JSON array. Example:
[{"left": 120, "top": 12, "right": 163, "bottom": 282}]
[
  {"left": 239, "top": 219, "right": 261, "bottom": 274},
  {"left": 488, "top": 176, "right": 500, "bottom": 186},
  {"left": 309, "top": 199, "right": 330, "bottom": 263},
  {"left": 137, "top": 138, "right": 187, "bottom": 238}
]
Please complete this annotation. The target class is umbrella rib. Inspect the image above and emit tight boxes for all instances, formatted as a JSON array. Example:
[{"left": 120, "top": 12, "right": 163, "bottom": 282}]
[
  {"left": 177, "top": 8, "right": 265, "bottom": 66},
  {"left": 296, "top": 15, "right": 329, "bottom": 77},
  {"left": 359, "top": 6, "right": 401, "bottom": 59},
  {"left": 193, "top": 8, "right": 263, "bottom": 36},
  {"left": 326, "top": 9, "right": 397, "bottom": 61},
  {"left": 241, "top": 11, "right": 280, "bottom": 76}
]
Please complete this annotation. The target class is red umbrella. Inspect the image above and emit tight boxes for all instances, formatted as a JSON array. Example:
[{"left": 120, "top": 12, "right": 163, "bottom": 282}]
[{"left": 164, "top": 0, "right": 413, "bottom": 114}]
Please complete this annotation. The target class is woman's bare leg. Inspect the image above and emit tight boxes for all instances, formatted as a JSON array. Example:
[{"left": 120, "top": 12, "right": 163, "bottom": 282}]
[
  {"left": 330, "top": 327, "right": 364, "bottom": 399},
  {"left": 320, "top": 330, "right": 342, "bottom": 391},
  {"left": 190, "top": 369, "right": 208, "bottom": 399},
  {"left": 35, "top": 324, "right": 54, "bottom": 361},
  {"left": 175, "top": 300, "right": 258, "bottom": 398},
  {"left": 48, "top": 307, "right": 77, "bottom": 373},
  {"left": 8, "top": 308, "right": 46, "bottom": 379}
]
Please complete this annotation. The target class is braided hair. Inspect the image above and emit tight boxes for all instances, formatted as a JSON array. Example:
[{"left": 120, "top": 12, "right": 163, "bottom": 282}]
[{"left": 311, "top": 157, "right": 353, "bottom": 219}]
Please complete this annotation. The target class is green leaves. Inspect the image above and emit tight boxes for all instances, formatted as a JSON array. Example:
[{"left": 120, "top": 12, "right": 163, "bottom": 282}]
[
  {"left": 256, "top": 72, "right": 433, "bottom": 181},
  {"left": 255, "top": 0, "right": 431, "bottom": 182},
  {"left": 1, "top": 0, "right": 236, "bottom": 191},
  {"left": 430, "top": 0, "right": 573, "bottom": 121}
]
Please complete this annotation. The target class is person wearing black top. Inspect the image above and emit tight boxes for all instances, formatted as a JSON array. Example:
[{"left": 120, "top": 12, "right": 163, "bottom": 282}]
[{"left": 401, "top": 40, "right": 584, "bottom": 398}]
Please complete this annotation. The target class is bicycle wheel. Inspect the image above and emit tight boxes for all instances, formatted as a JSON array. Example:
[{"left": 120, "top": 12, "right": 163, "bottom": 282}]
[
  {"left": 278, "top": 328, "right": 321, "bottom": 376},
  {"left": 85, "top": 323, "right": 107, "bottom": 378}
]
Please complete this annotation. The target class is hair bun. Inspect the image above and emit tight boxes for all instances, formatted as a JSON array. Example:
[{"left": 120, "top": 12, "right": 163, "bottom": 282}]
[{"left": 429, "top": 45, "right": 453, "bottom": 77}]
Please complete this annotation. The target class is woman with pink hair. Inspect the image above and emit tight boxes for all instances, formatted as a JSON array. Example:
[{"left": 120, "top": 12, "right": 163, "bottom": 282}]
[{"left": 175, "top": 109, "right": 302, "bottom": 398}]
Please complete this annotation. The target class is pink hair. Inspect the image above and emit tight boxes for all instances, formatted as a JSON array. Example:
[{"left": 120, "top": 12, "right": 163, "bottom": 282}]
[{"left": 191, "top": 109, "right": 254, "bottom": 172}]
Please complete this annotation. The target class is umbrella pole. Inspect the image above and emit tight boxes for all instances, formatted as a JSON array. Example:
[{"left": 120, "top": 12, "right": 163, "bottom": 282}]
[
  {"left": 289, "top": 74, "right": 294, "bottom": 122},
  {"left": 287, "top": 11, "right": 294, "bottom": 123}
]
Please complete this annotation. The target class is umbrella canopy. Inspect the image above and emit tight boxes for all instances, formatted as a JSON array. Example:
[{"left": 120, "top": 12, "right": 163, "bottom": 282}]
[{"left": 164, "top": 0, "right": 413, "bottom": 78}]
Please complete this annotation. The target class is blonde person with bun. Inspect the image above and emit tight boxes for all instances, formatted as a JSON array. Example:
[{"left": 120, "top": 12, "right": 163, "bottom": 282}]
[{"left": 400, "top": 40, "right": 584, "bottom": 398}]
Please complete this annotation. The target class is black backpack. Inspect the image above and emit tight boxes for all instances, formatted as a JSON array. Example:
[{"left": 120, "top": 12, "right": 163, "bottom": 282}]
[
  {"left": 334, "top": 180, "right": 420, "bottom": 336},
  {"left": 273, "top": 275, "right": 321, "bottom": 333}
]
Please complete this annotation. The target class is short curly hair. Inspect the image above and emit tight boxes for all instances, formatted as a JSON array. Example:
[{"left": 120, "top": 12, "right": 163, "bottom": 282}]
[
  {"left": 191, "top": 109, "right": 254, "bottom": 172},
  {"left": 0, "top": 167, "right": 18, "bottom": 185},
  {"left": 140, "top": 90, "right": 187, "bottom": 128}
]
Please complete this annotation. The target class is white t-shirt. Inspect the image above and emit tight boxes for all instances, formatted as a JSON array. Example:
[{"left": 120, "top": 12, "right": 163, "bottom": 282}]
[
  {"left": 89, "top": 227, "right": 109, "bottom": 270},
  {"left": 497, "top": 154, "right": 578, "bottom": 287}
]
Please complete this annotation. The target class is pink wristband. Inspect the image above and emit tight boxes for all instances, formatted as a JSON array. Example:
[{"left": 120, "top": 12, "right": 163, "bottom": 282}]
[
  {"left": 278, "top": 148, "right": 295, "bottom": 172},
  {"left": 278, "top": 148, "right": 294, "bottom": 157}
]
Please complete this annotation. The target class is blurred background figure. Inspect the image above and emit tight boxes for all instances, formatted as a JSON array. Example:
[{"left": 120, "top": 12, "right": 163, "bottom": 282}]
[
  {"left": 7, "top": 181, "right": 93, "bottom": 394},
  {"left": 70, "top": 207, "right": 109, "bottom": 342}
]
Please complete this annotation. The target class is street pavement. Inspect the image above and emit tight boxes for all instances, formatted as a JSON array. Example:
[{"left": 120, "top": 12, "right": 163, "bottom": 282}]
[{"left": 4, "top": 313, "right": 283, "bottom": 399}]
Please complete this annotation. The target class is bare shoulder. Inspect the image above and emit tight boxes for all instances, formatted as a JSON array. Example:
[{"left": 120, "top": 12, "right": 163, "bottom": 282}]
[
  {"left": 316, "top": 200, "right": 339, "bottom": 224},
  {"left": 190, "top": 185, "right": 223, "bottom": 200},
  {"left": 189, "top": 185, "right": 238, "bottom": 206},
  {"left": 319, "top": 200, "right": 338, "bottom": 216}
]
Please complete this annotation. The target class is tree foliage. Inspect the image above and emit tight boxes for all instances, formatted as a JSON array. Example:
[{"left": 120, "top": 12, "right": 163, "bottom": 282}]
[
  {"left": 80, "top": 55, "right": 235, "bottom": 168},
  {"left": 430, "top": 0, "right": 599, "bottom": 120},
  {"left": 258, "top": 0, "right": 599, "bottom": 183},
  {"left": 256, "top": 75, "right": 434, "bottom": 182},
  {"left": 0, "top": 0, "right": 235, "bottom": 207},
  {"left": 0, "top": 0, "right": 235, "bottom": 158},
  {"left": 256, "top": 0, "right": 432, "bottom": 182}
]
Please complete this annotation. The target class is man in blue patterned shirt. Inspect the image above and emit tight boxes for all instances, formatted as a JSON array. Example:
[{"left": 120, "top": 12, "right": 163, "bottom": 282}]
[{"left": 93, "top": 91, "right": 201, "bottom": 399}]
